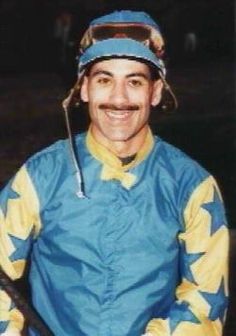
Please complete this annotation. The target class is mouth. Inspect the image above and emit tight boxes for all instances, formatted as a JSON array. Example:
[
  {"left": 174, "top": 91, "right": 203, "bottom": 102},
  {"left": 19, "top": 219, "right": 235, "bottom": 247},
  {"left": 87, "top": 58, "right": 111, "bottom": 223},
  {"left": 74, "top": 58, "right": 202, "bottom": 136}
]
[{"left": 105, "top": 110, "right": 133, "bottom": 120}]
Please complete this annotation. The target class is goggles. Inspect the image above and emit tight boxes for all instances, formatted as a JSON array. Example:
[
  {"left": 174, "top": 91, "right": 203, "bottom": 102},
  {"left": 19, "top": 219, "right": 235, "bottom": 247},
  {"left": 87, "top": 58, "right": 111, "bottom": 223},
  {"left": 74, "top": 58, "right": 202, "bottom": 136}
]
[{"left": 80, "top": 23, "right": 165, "bottom": 58}]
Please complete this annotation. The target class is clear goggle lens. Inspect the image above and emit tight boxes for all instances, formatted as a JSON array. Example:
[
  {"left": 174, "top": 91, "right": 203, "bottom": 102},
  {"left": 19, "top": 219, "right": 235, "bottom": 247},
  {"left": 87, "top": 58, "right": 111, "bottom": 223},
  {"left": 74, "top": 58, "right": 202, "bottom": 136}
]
[{"left": 92, "top": 24, "right": 150, "bottom": 42}]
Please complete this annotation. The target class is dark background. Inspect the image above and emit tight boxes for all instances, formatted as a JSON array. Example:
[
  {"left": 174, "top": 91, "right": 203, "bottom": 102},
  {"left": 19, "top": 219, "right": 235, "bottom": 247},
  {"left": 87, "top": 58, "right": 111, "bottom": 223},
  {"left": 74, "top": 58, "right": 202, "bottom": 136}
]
[
  {"left": 0, "top": 0, "right": 235, "bottom": 335},
  {"left": 0, "top": 0, "right": 234, "bottom": 215}
]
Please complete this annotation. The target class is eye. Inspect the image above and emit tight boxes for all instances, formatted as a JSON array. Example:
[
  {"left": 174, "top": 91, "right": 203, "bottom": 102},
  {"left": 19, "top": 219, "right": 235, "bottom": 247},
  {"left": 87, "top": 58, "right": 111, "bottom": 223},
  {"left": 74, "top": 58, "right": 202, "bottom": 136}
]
[
  {"left": 97, "top": 76, "right": 111, "bottom": 85},
  {"left": 129, "top": 78, "right": 144, "bottom": 87}
]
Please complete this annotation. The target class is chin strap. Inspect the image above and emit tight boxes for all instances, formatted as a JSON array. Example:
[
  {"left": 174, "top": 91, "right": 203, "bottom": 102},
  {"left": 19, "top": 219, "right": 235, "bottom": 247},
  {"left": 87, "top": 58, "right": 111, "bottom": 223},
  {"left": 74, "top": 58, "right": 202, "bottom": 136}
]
[
  {"left": 158, "top": 71, "right": 178, "bottom": 111},
  {"left": 62, "top": 72, "right": 87, "bottom": 199}
]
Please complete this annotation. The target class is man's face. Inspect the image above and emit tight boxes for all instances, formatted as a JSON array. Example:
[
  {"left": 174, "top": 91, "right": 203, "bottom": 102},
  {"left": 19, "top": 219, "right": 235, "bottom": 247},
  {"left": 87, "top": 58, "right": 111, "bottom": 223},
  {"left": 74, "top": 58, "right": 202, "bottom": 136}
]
[{"left": 81, "top": 58, "right": 163, "bottom": 154}]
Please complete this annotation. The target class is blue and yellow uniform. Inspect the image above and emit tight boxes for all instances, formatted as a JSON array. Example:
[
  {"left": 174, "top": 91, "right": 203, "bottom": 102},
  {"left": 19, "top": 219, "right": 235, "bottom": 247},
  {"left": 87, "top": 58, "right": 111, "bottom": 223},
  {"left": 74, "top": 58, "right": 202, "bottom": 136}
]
[{"left": 0, "top": 129, "right": 229, "bottom": 335}]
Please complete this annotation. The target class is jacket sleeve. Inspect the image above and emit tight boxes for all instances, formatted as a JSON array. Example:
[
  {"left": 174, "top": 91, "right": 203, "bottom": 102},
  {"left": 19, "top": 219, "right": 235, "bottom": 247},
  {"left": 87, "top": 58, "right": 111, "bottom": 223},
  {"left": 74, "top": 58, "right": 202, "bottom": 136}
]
[
  {"left": 0, "top": 165, "right": 41, "bottom": 334},
  {"left": 145, "top": 176, "right": 229, "bottom": 336}
]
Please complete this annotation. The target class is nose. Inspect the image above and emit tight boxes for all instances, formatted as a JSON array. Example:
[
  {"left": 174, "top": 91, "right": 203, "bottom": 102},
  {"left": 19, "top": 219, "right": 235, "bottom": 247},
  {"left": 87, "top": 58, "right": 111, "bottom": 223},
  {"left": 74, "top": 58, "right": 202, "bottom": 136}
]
[{"left": 109, "top": 80, "right": 129, "bottom": 106}]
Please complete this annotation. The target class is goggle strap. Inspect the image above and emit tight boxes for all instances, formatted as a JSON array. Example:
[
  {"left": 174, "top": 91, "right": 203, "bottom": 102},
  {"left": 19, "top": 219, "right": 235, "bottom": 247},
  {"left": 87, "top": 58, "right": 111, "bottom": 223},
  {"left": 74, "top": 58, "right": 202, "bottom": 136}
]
[
  {"left": 159, "top": 71, "right": 178, "bottom": 110},
  {"left": 80, "top": 27, "right": 94, "bottom": 52}
]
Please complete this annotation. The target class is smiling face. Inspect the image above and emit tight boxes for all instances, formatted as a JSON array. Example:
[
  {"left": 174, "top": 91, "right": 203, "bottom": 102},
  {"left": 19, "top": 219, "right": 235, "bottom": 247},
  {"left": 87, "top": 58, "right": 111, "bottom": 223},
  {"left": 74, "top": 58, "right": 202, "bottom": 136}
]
[{"left": 81, "top": 58, "right": 163, "bottom": 156}]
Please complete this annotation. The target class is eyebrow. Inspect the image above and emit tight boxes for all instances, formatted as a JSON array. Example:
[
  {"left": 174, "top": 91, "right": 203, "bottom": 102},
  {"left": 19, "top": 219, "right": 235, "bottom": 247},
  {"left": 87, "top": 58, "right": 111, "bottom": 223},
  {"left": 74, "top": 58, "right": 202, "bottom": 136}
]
[
  {"left": 127, "top": 72, "right": 150, "bottom": 80},
  {"left": 91, "top": 70, "right": 112, "bottom": 77},
  {"left": 90, "top": 70, "right": 150, "bottom": 80}
]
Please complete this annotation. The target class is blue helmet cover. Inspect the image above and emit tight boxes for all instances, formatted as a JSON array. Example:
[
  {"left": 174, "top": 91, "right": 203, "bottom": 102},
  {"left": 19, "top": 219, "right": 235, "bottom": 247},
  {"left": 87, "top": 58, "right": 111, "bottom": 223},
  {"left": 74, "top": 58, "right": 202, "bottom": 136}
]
[
  {"left": 79, "top": 38, "right": 166, "bottom": 76},
  {"left": 78, "top": 10, "right": 166, "bottom": 76},
  {"left": 90, "top": 10, "right": 161, "bottom": 31}
]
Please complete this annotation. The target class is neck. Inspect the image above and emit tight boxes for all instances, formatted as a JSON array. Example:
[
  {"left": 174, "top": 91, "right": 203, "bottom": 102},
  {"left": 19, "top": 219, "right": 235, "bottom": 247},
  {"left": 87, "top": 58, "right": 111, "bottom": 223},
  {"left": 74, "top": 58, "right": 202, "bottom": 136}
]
[
  {"left": 90, "top": 125, "right": 149, "bottom": 158},
  {"left": 119, "top": 153, "right": 137, "bottom": 166}
]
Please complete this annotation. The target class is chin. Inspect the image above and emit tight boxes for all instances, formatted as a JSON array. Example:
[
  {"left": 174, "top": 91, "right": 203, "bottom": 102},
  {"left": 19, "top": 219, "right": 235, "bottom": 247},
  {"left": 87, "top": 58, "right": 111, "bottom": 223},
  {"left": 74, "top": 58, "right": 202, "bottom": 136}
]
[{"left": 105, "top": 133, "right": 132, "bottom": 142}]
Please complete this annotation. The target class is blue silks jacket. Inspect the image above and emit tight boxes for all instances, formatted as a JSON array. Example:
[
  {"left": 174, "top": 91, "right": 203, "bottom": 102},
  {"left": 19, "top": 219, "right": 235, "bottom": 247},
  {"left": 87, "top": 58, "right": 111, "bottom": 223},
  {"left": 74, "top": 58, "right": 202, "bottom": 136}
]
[{"left": 0, "top": 130, "right": 229, "bottom": 336}]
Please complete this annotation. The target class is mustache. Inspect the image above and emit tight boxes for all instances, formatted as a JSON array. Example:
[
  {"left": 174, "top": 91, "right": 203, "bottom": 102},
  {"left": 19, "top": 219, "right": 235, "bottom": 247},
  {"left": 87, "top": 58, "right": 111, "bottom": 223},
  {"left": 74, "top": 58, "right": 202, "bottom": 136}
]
[{"left": 99, "top": 103, "right": 139, "bottom": 111}]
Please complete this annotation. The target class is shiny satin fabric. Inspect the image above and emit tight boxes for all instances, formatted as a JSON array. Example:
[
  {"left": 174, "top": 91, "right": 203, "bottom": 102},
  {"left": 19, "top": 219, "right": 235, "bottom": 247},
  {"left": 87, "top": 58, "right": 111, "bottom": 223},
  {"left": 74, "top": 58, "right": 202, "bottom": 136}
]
[{"left": 0, "top": 131, "right": 228, "bottom": 336}]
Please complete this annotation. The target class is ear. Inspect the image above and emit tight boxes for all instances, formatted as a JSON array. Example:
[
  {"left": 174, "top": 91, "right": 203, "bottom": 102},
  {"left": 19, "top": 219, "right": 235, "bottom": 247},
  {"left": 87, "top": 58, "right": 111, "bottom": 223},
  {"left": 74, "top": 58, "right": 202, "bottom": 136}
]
[
  {"left": 80, "top": 76, "right": 89, "bottom": 102},
  {"left": 151, "top": 79, "right": 163, "bottom": 107}
]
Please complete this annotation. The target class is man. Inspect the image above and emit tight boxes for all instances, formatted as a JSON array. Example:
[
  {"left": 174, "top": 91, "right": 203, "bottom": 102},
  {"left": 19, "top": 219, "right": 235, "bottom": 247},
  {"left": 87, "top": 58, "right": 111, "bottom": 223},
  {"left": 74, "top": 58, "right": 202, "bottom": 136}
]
[{"left": 0, "top": 10, "right": 229, "bottom": 336}]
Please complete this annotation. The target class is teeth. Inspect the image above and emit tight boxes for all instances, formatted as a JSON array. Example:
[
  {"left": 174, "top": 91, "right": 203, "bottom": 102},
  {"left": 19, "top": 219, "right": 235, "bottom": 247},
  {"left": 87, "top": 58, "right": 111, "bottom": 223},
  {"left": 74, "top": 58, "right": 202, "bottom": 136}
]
[{"left": 106, "top": 111, "right": 130, "bottom": 119}]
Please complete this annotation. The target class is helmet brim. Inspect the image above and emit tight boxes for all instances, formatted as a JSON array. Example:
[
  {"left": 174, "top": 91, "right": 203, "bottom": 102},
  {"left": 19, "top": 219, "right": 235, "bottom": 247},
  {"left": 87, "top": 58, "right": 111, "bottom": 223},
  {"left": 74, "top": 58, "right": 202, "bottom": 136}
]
[{"left": 78, "top": 38, "right": 166, "bottom": 77}]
